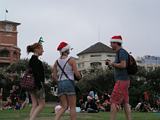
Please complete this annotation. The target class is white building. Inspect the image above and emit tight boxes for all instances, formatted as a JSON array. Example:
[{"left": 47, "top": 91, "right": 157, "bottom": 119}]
[
  {"left": 76, "top": 42, "right": 116, "bottom": 72},
  {"left": 136, "top": 55, "right": 160, "bottom": 70}
]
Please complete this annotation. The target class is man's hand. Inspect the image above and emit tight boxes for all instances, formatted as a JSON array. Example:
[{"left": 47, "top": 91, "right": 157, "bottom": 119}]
[{"left": 105, "top": 59, "right": 112, "bottom": 65}]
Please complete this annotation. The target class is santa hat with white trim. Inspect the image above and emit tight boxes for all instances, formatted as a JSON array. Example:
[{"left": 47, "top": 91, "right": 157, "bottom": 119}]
[
  {"left": 110, "top": 35, "right": 123, "bottom": 43},
  {"left": 57, "top": 42, "right": 71, "bottom": 53}
]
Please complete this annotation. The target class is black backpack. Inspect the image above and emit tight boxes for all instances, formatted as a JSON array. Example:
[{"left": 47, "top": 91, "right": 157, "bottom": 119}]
[
  {"left": 127, "top": 54, "right": 138, "bottom": 75},
  {"left": 118, "top": 49, "right": 138, "bottom": 75}
]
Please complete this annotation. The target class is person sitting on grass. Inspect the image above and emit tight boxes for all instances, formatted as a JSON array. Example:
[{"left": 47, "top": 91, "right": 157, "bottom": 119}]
[
  {"left": 96, "top": 100, "right": 105, "bottom": 112},
  {"left": 85, "top": 96, "right": 99, "bottom": 113},
  {"left": 102, "top": 97, "right": 111, "bottom": 112},
  {"left": 9, "top": 85, "right": 18, "bottom": 108},
  {"left": 14, "top": 101, "right": 21, "bottom": 110},
  {"left": 156, "top": 97, "right": 160, "bottom": 112},
  {"left": 2, "top": 97, "right": 12, "bottom": 110},
  {"left": 135, "top": 99, "right": 143, "bottom": 112},
  {"left": 21, "top": 92, "right": 29, "bottom": 109},
  {"left": 143, "top": 102, "right": 153, "bottom": 112},
  {"left": 79, "top": 96, "right": 86, "bottom": 112}
]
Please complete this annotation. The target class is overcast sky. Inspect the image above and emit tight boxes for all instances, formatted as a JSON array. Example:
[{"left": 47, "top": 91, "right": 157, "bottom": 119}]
[{"left": 0, "top": 0, "right": 160, "bottom": 65}]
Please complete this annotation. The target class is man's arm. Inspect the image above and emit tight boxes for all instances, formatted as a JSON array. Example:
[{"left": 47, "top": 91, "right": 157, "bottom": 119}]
[
  {"left": 107, "top": 49, "right": 128, "bottom": 69},
  {"left": 111, "top": 60, "right": 127, "bottom": 69}
]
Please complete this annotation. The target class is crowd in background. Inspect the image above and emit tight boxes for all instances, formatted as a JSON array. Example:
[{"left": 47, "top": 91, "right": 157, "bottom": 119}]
[
  {"left": 0, "top": 85, "right": 29, "bottom": 110},
  {"left": 54, "top": 89, "right": 160, "bottom": 113}
]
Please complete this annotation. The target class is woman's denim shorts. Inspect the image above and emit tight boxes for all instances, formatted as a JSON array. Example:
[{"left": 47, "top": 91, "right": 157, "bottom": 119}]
[{"left": 57, "top": 80, "right": 76, "bottom": 97}]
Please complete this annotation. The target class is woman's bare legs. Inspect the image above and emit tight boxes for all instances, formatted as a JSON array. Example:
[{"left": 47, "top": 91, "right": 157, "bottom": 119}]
[
  {"left": 68, "top": 95, "right": 77, "bottom": 120},
  {"left": 29, "top": 94, "right": 45, "bottom": 120},
  {"left": 55, "top": 95, "right": 68, "bottom": 120},
  {"left": 29, "top": 99, "right": 45, "bottom": 120},
  {"left": 30, "top": 94, "right": 38, "bottom": 117}
]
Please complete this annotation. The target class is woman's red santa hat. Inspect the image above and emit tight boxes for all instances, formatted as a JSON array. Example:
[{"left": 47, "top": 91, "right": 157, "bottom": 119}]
[
  {"left": 57, "top": 42, "right": 71, "bottom": 52},
  {"left": 110, "top": 35, "right": 123, "bottom": 43}
]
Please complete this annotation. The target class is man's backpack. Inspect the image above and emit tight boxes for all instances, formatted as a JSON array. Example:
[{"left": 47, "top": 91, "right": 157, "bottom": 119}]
[
  {"left": 118, "top": 49, "right": 138, "bottom": 75},
  {"left": 127, "top": 54, "right": 138, "bottom": 75}
]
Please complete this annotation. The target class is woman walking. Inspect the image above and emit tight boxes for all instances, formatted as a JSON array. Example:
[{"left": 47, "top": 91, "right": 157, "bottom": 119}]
[
  {"left": 27, "top": 42, "right": 45, "bottom": 120},
  {"left": 52, "top": 42, "right": 81, "bottom": 120}
]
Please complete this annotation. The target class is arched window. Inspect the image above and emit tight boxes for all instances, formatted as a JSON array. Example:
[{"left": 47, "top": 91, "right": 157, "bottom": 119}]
[
  {"left": 13, "top": 51, "right": 17, "bottom": 56},
  {"left": 0, "top": 49, "right": 10, "bottom": 57}
]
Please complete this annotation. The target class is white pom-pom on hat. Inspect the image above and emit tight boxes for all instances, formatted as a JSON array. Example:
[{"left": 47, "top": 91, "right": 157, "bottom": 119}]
[{"left": 110, "top": 35, "right": 123, "bottom": 43}]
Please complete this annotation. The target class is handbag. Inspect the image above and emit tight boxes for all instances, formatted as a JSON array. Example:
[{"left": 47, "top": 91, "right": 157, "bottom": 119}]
[{"left": 20, "top": 68, "right": 35, "bottom": 91}]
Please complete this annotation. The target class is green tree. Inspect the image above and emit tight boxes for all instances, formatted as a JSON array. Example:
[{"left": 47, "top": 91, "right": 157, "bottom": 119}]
[
  {"left": 77, "top": 66, "right": 160, "bottom": 108},
  {"left": 6, "top": 59, "right": 52, "bottom": 80},
  {"left": 6, "top": 59, "right": 29, "bottom": 74},
  {"left": 77, "top": 68, "right": 114, "bottom": 94}
]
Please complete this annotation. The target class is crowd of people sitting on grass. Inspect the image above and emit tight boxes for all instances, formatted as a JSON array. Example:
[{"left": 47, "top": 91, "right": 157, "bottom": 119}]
[
  {"left": 134, "top": 91, "right": 160, "bottom": 112},
  {"left": 1, "top": 85, "right": 160, "bottom": 113},
  {"left": 1, "top": 85, "right": 29, "bottom": 110},
  {"left": 53, "top": 89, "right": 160, "bottom": 114},
  {"left": 134, "top": 99, "right": 160, "bottom": 112},
  {"left": 78, "top": 91, "right": 111, "bottom": 113},
  {"left": 54, "top": 90, "right": 111, "bottom": 113}
]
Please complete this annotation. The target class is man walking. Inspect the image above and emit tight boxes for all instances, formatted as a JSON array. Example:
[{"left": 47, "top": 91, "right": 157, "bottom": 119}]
[{"left": 106, "top": 35, "right": 131, "bottom": 120}]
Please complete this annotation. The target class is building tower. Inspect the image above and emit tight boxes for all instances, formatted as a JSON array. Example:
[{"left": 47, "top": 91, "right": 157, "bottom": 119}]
[{"left": 0, "top": 20, "right": 21, "bottom": 67}]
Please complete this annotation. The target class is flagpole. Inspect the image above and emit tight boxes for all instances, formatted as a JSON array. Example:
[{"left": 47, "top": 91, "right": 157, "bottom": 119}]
[
  {"left": 98, "top": 28, "right": 100, "bottom": 42},
  {"left": 5, "top": 12, "right": 6, "bottom": 20},
  {"left": 5, "top": 9, "right": 8, "bottom": 21}
]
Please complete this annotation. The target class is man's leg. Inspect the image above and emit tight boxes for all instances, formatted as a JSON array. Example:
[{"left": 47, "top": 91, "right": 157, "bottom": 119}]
[
  {"left": 110, "top": 81, "right": 121, "bottom": 120},
  {"left": 123, "top": 80, "right": 131, "bottom": 120},
  {"left": 110, "top": 103, "right": 118, "bottom": 120},
  {"left": 124, "top": 103, "right": 131, "bottom": 120}
]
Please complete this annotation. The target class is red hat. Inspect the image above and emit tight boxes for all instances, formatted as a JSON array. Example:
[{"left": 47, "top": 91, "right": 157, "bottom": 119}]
[
  {"left": 110, "top": 35, "right": 123, "bottom": 43},
  {"left": 57, "top": 42, "right": 71, "bottom": 52}
]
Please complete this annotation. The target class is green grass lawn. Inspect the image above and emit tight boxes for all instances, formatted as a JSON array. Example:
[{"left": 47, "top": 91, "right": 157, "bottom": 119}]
[{"left": 0, "top": 106, "right": 160, "bottom": 120}]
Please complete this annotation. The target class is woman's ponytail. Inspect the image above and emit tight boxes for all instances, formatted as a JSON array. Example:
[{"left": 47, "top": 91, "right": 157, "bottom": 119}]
[
  {"left": 26, "top": 43, "right": 41, "bottom": 54},
  {"left": 27, "top": 45, "right": 34, "bottom": 54}
]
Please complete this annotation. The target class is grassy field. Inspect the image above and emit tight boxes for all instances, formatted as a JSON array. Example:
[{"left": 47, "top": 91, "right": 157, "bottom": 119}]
[{"left": 0, "top": 107, "right": 160, "bottom": 120}]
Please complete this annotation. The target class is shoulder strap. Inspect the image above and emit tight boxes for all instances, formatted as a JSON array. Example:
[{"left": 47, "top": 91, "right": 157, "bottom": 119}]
[
  {"left": 56, "top": 57, "right": 71, "bottom": 80},
  {"left": 124, "top": 49, "right": 130, "bottom": 65},
  {"left": 117, "top": 49, "right": 120, "bottom": 63}
]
